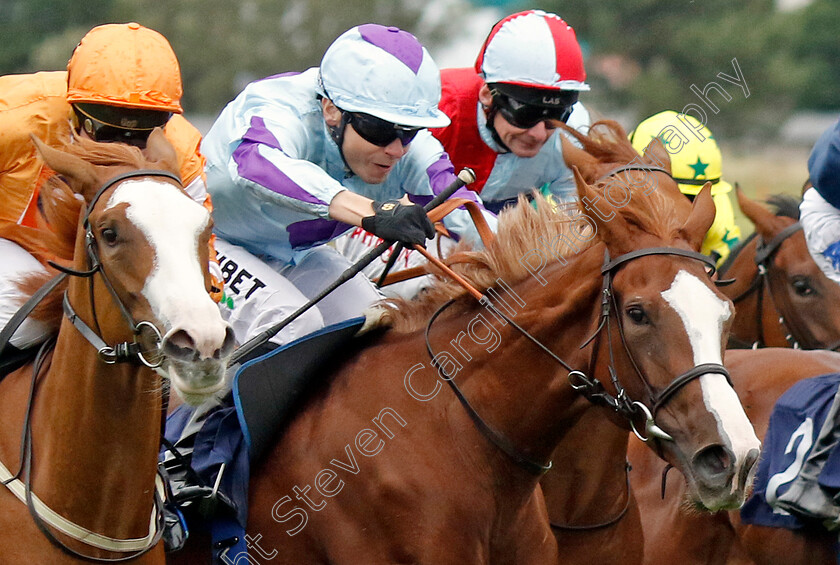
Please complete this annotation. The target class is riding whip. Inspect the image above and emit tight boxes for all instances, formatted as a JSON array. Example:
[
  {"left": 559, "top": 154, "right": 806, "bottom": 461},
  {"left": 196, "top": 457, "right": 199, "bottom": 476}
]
[{"left": 230, "top": 167, "right": 476, "bottom": 363}]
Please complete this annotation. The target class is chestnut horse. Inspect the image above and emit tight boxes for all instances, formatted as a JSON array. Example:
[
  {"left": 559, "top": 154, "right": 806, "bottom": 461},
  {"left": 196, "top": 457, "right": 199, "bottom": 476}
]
[
  {"left": 0, "top": 132, "right": 234, "bottom": 563},
  {"left": 720, "top": 190, "right": 840, "bottom": 350},
  {"left": 627, "top": 190, "right": 840, "bottom": 565},
  {"left": 537, "top": 136, "right": 840, "bottom": 565},
  {"left": 538, "top": 123, "right": 691, "bottom": 565},
  {"left": 171, "top": 121, "right": 759, "bottom": 564},
  {"left": 630, "top": 348, "right": 840, "bottom": 565}
]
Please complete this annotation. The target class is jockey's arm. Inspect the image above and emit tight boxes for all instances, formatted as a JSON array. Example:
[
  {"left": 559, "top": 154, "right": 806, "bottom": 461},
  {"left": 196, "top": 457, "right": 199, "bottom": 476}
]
[
  {"left": 402, "top": 130, "right": 497, "bottom": 246},
  {"left": 802, "top": 119, "right": 840, "bottom": 285},
  {"left": 327, "top": 190, "right": 375, "bottom": 226}
]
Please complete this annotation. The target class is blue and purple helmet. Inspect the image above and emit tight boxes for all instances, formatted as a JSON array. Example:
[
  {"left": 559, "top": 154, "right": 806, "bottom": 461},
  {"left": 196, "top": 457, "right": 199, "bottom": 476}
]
[{"left": 318, "top": 24, "right": 450, "bottom": 129}]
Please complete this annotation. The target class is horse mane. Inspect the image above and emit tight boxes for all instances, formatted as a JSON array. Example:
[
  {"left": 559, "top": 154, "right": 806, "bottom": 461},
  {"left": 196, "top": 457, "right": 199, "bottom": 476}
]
[
  {"left": 561, "top": 120, "right": 642, "bottom": 168},
  {"left": 9, "top": 136, "right": 159, "bottom": 329},
  {"left": 384, "top": 120, "right": 685, "bottom": 332}
]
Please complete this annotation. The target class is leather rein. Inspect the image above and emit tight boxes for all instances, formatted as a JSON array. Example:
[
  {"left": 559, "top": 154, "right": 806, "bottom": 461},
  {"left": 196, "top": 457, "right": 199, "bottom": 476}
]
[
  {"left": 423, "top": 165, "right": 733, "bottom": 481},
  {"left": 0, "top": 169, "right": 182, "bottom": 562}
]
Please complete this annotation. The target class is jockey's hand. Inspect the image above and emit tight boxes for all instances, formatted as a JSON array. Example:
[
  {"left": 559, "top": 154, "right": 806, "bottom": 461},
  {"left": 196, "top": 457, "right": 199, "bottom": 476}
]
[{"left": 362, "top": 200, "right": 435, "bottom": 246}]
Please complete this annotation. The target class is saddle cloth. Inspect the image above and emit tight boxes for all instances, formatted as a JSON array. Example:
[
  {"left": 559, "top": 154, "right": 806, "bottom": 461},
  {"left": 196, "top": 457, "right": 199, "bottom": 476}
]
[
  {"left": 163, "top": 316, "right": 367, "bottom": 563},
  {"left": 0, "top": 345, "right": 39, "bottom": 379},
  {"left": 740, "top": 372, "right": 840, "bottom": 529}
]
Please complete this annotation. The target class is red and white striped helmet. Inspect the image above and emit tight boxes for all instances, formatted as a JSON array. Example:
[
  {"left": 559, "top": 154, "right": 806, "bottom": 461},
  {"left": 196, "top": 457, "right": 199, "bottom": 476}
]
[{"left": 475, "top": 10, "right": 589, "bottom": 92}]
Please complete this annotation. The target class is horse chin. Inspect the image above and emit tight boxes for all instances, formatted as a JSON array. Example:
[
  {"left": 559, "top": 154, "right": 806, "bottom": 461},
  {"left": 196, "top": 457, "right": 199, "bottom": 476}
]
[
  {"left": 681, "top": 466, "right": 756, "bottom": 512},
  {"left": 665, "top": 443, "right": 759, "bottom": 513},
  {"left": 163, "top": 358, "right": 229, "bottom": 406},
  {"left": 688, "top": 482, "right": 749, "bottom": 512}
]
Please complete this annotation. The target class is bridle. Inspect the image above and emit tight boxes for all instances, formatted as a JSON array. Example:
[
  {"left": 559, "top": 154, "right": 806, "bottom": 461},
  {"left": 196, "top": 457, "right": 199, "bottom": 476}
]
[
  {"left": 424, "top": 165, "right": 733, "bottom": 478},
  {"left": 0, "top": 169, "right": 183, "bottom": 562},
  {"left": 726, "top": 221, "right": 840, "bottom": 351},
  {"left": 52, "top": 169, "right": 184, "bottom": 367},
  {"left": 0, "top": 169, "right": 182, "bottom": 370}
]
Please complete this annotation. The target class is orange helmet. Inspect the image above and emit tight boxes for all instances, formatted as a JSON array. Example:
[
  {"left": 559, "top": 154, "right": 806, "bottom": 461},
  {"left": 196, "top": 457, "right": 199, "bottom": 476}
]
[{"left": 66, "top": 22, "right": 183, "bottom": 113}]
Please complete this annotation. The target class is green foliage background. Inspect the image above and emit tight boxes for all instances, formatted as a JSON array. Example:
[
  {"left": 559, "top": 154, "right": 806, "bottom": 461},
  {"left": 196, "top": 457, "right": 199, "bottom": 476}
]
[
  {"left": 538, "top": 0, "right": 839, "bottom": 138},
  {"left": 0, "top": 0, "right": 459, "bottom": 115},
  {"left": 2, "top": 0, "right": 838, "bottom": 138}
]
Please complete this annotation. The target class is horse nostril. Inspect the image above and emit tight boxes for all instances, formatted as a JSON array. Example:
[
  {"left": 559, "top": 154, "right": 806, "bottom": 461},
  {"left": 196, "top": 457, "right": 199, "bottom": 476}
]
[
  {"left": 693, "top": 444, "right": 735, "bottom": 485},
  {"left": 165, "top": 329, "right": 195, "bottom": 351},
  {"left": 739, "top": 447, "right": 761, "bottom": 490},
  {"left": 162, "top": 329, "right": 198, "bottom": 362},
  {"left": 215, "top": 326, "right": 236, "bottom": 359}
]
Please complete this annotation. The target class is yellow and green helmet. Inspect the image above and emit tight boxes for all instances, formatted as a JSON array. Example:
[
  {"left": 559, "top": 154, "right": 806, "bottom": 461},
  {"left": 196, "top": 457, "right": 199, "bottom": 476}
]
[{"left": 629, "top": 110, "right": 732, "bottom": 197}]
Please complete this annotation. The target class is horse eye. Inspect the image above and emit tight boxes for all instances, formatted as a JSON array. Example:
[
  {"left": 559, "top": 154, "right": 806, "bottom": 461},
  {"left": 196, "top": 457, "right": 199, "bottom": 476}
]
[
  {"left": 100, "top": 228, "right": 118, "bottom": 245},
  {"left": 791, "top": 277, "right": 815, "bottom": 297},
  {"left": 626, "top": 305, "right": 648, "bottom": 325}
]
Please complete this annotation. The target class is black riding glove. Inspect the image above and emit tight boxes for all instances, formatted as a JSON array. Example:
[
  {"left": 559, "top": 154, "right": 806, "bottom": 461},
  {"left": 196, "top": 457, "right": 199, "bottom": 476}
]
[{"left": 361, "top": 200, "right": 436, "bottom": 246}]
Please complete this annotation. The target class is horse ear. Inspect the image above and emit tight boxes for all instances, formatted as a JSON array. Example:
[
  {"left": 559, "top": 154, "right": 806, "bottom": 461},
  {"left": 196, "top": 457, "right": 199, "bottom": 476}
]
[
  {"left": 30, "top": 134, "right": 100, "bottom": 196},
  {"left": 642, "top": 137, "right": 672, "bottom": 174},
  {"left": 574, "top": 166, "right": 633, "bottom": 253},
  {"left": 143, "top": 128, "right": 180, "bottom": 175},
  {"left": 735, "top": 184, "right": 785, "bottom": 240},
  {"left": 560, "top": 129, "right": 601, "bottom": 183},
  {"left": 678, "top": 182, "right": 716, "bottom": 251}
]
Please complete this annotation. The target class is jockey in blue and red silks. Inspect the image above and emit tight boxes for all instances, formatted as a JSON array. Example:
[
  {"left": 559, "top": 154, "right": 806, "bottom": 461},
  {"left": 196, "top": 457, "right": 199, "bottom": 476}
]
[{"left": 431, "top": 9, "right": 592, "bottom": 214}]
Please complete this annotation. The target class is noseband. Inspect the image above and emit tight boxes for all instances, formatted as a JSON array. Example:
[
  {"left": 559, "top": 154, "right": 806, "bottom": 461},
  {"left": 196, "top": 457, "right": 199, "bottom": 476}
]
[
  {"left": 426, "top": 245, "right": 730, "bottom": 475},
  {"left": 425, "top": 164, "right": 733, "bottom": 475},
  {"left": 573, "top": 247, "right": 731, "bottom": 440}
]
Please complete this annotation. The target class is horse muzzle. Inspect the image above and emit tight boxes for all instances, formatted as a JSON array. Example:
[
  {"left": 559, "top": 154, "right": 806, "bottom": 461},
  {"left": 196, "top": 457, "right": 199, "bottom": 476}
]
[{"left": 690, "top": 444, "right": 761, "bottom": 510}]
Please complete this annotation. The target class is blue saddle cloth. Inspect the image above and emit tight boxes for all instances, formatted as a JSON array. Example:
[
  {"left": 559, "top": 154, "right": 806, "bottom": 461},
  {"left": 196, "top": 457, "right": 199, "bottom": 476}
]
[
  {"left": 163, "top": 317, "right": 367, "bottom": 563},
  {"left": 740, "top": 372, "right": 840, "bottom": 529}
]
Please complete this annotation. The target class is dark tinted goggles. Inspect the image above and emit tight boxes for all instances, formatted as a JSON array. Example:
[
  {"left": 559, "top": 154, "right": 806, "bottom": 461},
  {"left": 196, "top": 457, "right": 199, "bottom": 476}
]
[
  {"left": 85, "top": 123, "right": 154, "bottom": 146},
  {"left": 73, "top": 104, "right": 172, "bottom": 147},
  {"left": 493, "top": 91, "right": 578, "bottom": 130},
  {"left": 345, "top": 111, "right": 422, "bottom": 147}
]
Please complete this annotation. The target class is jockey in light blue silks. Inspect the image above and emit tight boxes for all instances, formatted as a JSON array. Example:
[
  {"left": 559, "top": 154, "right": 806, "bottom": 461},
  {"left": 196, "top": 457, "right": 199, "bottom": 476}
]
[
  {"left": 162, "top": 27, "right": 496, "bottom": 547},
  {"left": 776, "top": 117, "right": 840, "bottom": 522},
  {"left": 202, "top": 24, "right": 495, "bottom": 348}
]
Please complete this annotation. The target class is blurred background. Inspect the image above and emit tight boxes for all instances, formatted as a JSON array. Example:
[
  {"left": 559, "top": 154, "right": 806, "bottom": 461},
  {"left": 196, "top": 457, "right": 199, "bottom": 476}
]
[{"left": 3, "top": 0, "right": 837, "bottom": 231}]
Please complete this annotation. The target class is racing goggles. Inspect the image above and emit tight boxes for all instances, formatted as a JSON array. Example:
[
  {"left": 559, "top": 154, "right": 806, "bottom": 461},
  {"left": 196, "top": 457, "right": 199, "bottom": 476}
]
[
  {"left": 73, "top": 103, "right": 172, "bottom": 146},
  {"left": 492, "top": 90, "right": 578, "bottom": 130},
  {"left": 345, "top": 111, "right": 422, "bottom": 147}
]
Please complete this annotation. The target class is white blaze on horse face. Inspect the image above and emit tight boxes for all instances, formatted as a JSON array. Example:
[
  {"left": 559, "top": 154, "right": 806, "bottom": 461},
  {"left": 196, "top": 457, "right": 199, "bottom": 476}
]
[
  {"left": 107, "top": 180, "right": 227, "bottom": 358},
  {"left": 661, "top": 271, "right": 760, "bottom": 463}
]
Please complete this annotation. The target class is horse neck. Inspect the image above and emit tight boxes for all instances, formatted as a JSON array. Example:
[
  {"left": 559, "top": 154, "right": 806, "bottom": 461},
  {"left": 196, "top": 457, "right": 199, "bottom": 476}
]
[
  {"left": 541, "top": 404, "right": 631, "bottom": 526},
  {"left": 29, "top": 237, "right": 161, "bottom": 538},
  {"left": 437, "top": 246, "right": 605, "bottom": 474}
]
